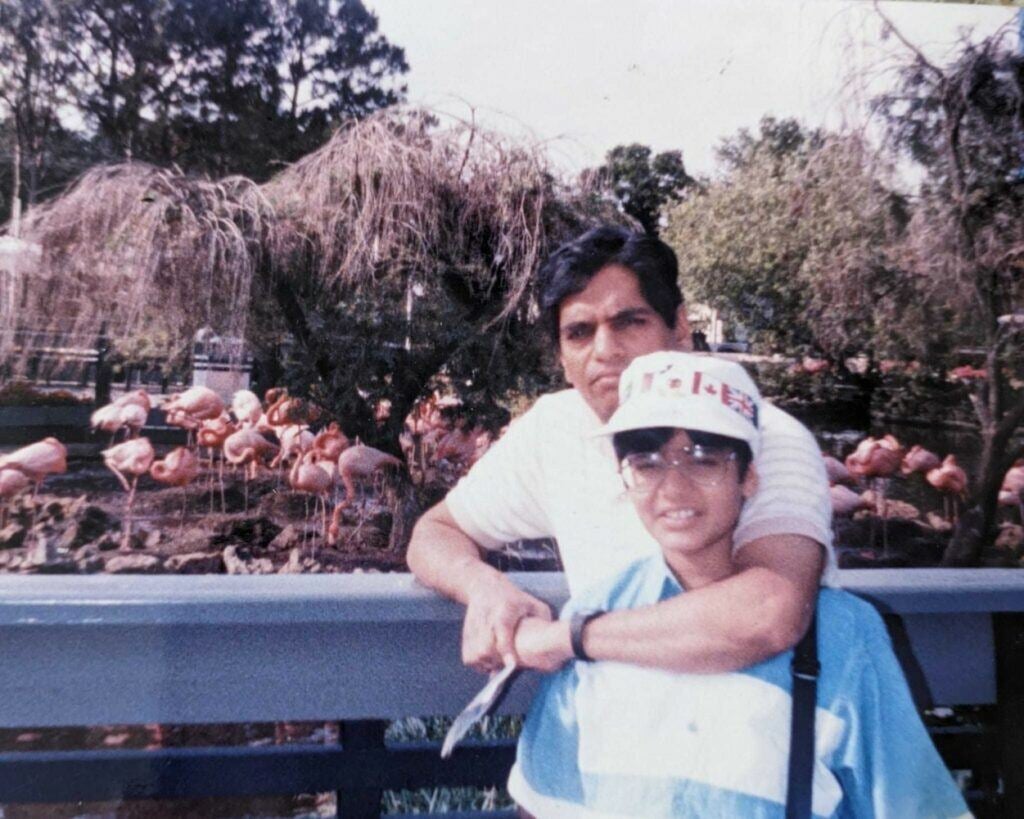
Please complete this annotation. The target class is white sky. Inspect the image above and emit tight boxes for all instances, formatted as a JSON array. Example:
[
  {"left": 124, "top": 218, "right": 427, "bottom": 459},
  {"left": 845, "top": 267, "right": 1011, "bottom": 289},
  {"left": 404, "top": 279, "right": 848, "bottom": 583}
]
[{"left": 366, "top": 0, "right": 1017, "bottom": 178}]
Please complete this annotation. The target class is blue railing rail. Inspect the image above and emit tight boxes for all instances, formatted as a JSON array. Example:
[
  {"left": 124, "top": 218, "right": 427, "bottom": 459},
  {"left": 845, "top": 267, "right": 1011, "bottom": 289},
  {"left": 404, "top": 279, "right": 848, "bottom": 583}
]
[{"left": 0, "top": 569, "right": 1021, "bottom": 817}]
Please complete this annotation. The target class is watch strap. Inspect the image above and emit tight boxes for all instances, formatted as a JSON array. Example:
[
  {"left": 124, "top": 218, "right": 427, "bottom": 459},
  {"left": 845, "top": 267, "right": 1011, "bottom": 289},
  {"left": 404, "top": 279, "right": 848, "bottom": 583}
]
[{"left": 570, "top": 610, "right": 603, "bottom": 661}]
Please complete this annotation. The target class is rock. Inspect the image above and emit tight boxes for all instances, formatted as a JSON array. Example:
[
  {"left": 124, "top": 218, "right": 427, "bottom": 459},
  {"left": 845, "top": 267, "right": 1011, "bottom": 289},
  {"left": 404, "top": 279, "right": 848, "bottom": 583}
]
[
  {"left": 25, "top": 536, "right": 58, "bottom": 566},
  {"left": 268, "top": 524, "right": 302, "bottom": 551},
  {"left": 212, "top": 517, "right": 282, "bottom": 549},
  {"left": 0, "top": 523, "right": 26, "bottom": 549},
  {"left": 995, "top": 524, "right": 1023, "bottom": 554},
  {"left": 77, "top": 505, "right": 115, "bottom": 543},
  {"left": 73, "top": 544, "right": 100, "bottom": 562},
  {"left": 73, "top": 544, "right": 105, "bottom": 573},
  {"left": 143, "top": 528, "right": 162, "bottom": 549},
  {"left": 222, "top": 545, "right": 274, "bottom": 575},
  {"left": 166, "top": 552, "right": 223, "bottom": 574},
  {"left": 105, "top": 554, "right": 164, "bottom": 574},
  {"left": 95, "top": 534, "right": 121, "bottom": 552}
]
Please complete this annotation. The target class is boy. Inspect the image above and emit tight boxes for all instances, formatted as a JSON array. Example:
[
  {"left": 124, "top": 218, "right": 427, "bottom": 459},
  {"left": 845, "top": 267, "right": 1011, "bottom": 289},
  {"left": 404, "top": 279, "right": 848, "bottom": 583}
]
[{"left": 508, "top": 351, "right": 969, "bottom": 818}]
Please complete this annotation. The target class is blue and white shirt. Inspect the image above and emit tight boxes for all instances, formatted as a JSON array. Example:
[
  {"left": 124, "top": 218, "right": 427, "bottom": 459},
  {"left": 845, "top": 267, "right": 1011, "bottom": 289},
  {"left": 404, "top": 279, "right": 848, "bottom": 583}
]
[{"left": 509, "top": 556, "right": 970, "bottom": 818}]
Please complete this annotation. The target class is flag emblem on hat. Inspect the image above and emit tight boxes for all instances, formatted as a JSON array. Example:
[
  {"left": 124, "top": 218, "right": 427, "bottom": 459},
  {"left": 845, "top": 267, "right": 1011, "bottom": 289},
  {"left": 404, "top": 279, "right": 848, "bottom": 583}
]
[{"left": 631, "top": 366, "right": 759, "bottom": 427}]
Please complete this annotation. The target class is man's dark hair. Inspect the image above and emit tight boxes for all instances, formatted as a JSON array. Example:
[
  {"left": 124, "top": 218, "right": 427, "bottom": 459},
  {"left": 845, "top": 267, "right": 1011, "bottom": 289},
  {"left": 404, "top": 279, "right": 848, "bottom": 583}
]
[
  {"left": 612, "top": 426, "right": 753, "bottom": 481},
  {"left": 538, "top": 225, "right": 683, "bottom": 342}
]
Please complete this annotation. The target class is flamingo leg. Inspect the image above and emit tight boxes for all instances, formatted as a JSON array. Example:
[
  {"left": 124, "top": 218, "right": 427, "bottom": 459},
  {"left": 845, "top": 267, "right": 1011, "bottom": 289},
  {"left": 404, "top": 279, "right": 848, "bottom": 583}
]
[
  {"left": 121, "top": 476, "right": 139, "bottom": 551},
  {"left": 219, "top": 457, "right": 226, "bottom": 513}
]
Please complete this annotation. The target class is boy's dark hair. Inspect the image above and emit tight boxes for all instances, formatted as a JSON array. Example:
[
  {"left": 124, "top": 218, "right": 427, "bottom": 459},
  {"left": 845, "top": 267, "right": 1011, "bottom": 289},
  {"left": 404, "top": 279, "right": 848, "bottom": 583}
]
[
  {"left": 538, "top": 225, "right": 684, "bottom": 342},
  {"left": 612, "top": 426, "right": 753, "bottom": 481}
]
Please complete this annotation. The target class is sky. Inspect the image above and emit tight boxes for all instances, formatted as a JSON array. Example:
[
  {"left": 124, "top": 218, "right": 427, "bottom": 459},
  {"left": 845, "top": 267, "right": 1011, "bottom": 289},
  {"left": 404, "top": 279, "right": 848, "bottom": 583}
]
[{"left": 365, "top": 0, "right": 1017, "bottom": 178}]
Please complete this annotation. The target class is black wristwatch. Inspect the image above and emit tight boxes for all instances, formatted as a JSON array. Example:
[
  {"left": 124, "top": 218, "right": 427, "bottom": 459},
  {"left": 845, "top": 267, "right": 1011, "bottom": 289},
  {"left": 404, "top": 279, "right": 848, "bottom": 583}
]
[{"left": 569, "top": 609, "right": 604, "bottom": 662}]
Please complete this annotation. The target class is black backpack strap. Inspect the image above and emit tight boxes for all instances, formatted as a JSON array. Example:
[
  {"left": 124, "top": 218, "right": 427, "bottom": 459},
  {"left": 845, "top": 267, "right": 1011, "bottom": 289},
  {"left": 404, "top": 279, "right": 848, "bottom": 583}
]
[{"left": 786, "top": 608, "right": 819, "bottom": 819}]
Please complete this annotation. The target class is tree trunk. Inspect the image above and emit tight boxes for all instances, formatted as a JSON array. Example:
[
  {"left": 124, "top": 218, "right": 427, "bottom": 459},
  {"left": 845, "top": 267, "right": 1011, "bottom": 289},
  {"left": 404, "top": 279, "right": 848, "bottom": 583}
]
[{"left": 9, "top": 138, "right": 21, "bottom": 238}]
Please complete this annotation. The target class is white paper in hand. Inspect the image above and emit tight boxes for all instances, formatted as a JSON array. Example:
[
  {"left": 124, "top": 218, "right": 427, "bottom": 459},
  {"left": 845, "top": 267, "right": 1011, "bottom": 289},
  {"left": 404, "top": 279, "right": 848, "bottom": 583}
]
[{"left": 441, "top": 660, "right": 519, "bottom": 758}]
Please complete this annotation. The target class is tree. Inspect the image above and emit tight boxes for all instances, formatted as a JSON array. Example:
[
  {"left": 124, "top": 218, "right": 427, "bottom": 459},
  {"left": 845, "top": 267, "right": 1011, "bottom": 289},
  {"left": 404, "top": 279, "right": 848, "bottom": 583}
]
[
  {"left": 865, "top": 21, "right": 1024, "bottom": 563},
  {"left": 0, "top": 0, "right": 77, "bottom": 231},
  {"left": 589, "top": 143, "right": 693, "bottom": 235},
  {"left": 63, "top": 0, "right": 179, "bottom": 161},
  {"left": 9, "top": 112, "right": 618, "bottom": 460},
  {"left": 665, "top": 129, "right": 901, "bottom": 356}
]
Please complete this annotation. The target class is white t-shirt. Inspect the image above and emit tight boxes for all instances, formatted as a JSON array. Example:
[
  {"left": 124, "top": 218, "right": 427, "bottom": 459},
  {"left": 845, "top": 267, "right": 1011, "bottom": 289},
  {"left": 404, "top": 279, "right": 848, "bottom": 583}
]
[{"left": 446, "top": 389, "right": 835, "bottom": 594}]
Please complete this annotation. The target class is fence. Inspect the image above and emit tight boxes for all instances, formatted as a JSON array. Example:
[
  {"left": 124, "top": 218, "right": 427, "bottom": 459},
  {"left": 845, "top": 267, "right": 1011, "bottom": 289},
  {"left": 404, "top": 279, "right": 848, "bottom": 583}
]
[{"left": 0, "top": 569, "right": 1020, "bottom": 817}]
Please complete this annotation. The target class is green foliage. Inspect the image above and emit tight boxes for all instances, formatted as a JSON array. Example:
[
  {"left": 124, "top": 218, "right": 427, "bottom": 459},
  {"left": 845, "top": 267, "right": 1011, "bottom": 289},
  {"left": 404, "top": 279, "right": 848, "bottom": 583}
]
[
  {"left": 589, "top": 143, "right": 693, "bottom": 235},
  {"left": 0, "top": 381, "right": 86, "bottom": 406},
  {"left": 666, "top": 126, "right": 902, "bottom": 356}
]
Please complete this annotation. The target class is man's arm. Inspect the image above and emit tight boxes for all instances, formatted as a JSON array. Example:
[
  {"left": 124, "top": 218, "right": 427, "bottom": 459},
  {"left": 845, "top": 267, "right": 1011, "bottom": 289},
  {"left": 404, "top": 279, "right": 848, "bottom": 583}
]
[
  {"left": 514, "top": 535, "right": 823, "bottom": 673},
  {"left": 407, "top": 500, "right": 552, "bottom": 673}
]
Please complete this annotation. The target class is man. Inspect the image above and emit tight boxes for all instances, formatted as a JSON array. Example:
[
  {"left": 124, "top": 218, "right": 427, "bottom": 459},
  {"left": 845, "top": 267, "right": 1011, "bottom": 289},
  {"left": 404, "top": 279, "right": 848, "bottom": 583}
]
[{"left": 407, "top": 225, "right": 832, "bottom": 674}]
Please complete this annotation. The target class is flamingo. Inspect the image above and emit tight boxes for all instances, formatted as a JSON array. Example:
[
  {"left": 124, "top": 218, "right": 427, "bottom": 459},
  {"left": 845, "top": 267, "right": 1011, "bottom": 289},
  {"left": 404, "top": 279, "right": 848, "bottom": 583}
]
[
  {"left": 926, "top": 455, "right": 968, "bottom": 524},
  {"left": 998, "top": 460, "right": 1024, "bottom": 524},
  {"left": 328, "top": 445, "right": 404, "bottom": 545},
  {"left": 949, "top": 365, "right": 987, "bottom": 382},
  {"left": 0, "top": 469, "right": 31, "bottom": 528},
  {"left": 801, "top": 357, "right": 830, "bottom": 375},
  {"left": 289, "top": 451, "right": 334, "bottom": 542},
  {"left": 270, "top": 424, "right": 315, "bottom": 471},
  {"left": 91, "top": 401, "right": 148, "bottom": 443},
  {"left": 822, "top": 454, "right": 853, "bottom": 486},
  {"left": 150, "top": 447, "right": 201, "bottom": 527},
  {"left": 0, "top": 437, "right": 68, "bottom": 497},
  {"left": 901, "top": 445, "right": 941, "bottom": 478},
  {"left": 113, "top": 389, "right": 152, "bottom": 413},
  {"left": 845, "top": 436, "right": 903, "bottom": 550},
  {"left": 830, "top": 484, "right": 871, "bottom": 517},
  {"left": 197, "top": 414, "right": 236, "bottom": 510},
  {"left": 230, "top": 389, "right": 262, "bottom": 427},
  {"left": 163, "top": 386, "right": 225, "bottom": 422},
  {"left": 102, "top": 437, "right": 155, "bottom": 551},
  {"left": 222, "top": 428, "right": 278, "bottom": 510},
  {"left": 312, "top": 422, "right": 349, "bottom": 462}
]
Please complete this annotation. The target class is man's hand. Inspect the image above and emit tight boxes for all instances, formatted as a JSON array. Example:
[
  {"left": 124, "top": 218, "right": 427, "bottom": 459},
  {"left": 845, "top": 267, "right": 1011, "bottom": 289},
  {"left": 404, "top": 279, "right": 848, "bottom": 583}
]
[
  {"left": 462, "top": 574, "right": 552, "bottom": 673},
  {"left": 513, "top": 616, "right": 573, "bottom": 673}
]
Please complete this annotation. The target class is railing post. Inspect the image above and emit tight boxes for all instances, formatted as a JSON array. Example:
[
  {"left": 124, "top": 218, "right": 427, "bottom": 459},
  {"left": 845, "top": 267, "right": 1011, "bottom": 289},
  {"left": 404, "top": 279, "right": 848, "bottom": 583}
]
[
  {"left": 94, "top": 324, "right": 111, "bottom": 406},
  {"left": 336, "top": 719, "right": 388, "bottom": 818},
  {"left": 995, "top": 613, "right": 1024, "bottom": 815}
]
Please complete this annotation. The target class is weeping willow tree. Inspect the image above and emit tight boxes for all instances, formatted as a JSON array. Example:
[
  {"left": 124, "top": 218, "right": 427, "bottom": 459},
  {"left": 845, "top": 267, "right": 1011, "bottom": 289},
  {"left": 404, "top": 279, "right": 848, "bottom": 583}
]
[
  {"left": 1, "top": 163, "right": 272, "bottom": 381},
  {"left": 3, "top": 109, "right": 617, "bottom": 454}
]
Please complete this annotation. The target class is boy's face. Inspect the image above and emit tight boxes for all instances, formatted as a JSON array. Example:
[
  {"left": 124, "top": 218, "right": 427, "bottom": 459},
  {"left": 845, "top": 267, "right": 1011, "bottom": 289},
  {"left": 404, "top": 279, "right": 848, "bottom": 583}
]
[{"left": 627, "top": 429, "right": 757, "bottom": 567}]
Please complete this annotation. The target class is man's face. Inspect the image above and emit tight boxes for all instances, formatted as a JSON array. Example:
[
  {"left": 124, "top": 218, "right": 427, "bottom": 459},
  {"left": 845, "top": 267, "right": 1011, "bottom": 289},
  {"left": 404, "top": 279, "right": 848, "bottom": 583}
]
[{"left": 557, "top": 264, "right": 688, "bottom": 422}]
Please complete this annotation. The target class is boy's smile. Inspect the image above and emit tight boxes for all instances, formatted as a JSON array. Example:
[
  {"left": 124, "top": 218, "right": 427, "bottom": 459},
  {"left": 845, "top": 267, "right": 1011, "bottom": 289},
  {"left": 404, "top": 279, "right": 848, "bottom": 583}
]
[{"left": 628, "top": 430, "right": 757, "bottom": 588}]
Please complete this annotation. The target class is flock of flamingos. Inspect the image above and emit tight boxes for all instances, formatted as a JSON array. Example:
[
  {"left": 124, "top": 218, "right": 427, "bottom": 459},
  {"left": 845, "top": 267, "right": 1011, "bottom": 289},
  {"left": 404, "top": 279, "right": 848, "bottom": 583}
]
[
  {"left": 0, "top": 383, "right": 1022, "bottom": 558},
  {"left": 0, "top": 386, "right": 494, "bottom": 551},
  {"left": 827, "top": 435, "right": 1024, "bottom": 550}
]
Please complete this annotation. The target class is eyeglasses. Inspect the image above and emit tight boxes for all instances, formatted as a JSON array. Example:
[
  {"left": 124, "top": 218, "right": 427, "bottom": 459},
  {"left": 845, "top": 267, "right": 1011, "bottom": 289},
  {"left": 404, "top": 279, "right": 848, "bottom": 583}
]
[{"left": 619, "top": 446, "right": 738, "bottom": 492}]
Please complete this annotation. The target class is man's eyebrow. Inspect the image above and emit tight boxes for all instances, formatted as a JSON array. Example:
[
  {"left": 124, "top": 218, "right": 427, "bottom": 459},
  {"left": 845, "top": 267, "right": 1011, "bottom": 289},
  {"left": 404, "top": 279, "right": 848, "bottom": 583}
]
[{"left": 611, "top": 306, "right": 655, "bottom": 320}]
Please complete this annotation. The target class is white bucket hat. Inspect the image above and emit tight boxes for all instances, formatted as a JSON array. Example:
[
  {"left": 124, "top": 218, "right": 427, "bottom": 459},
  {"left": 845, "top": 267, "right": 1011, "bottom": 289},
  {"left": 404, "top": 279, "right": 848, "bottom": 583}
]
[{"left": 599, "top": 352, "right": 763, "bottom": 455}]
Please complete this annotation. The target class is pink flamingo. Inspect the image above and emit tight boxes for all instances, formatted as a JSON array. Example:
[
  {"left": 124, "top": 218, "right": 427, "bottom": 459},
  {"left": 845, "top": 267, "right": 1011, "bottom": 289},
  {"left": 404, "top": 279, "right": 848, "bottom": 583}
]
[
  {"left": 327, "top": 445, "right": 403, "bottom": 545},
  {"left": 901, "top": 445, "right": 941, "bottom": 478},
  {"left": 846, "top": 435, "right": 903, "bottom": 550},
  {"left": 102, "top": 437, "right": 155, "bottom": 550},
  {"left": 289, "top": 451, "right": 334, "bottom": 542},
  {"left": 830, "top": 484, "right": 871, "bottom": 517},
  {"left": 998, "top": 460, "right": 1024, "bottom": 524},
  {"left": 150, "top": 447, "right": 201, "bottom": 528},
  {"left": 222, "top": 428, "right": 278, "bottom": 510},
  {"left": 0, "top": 437, "right": 68, "bottom": 498},
  {"left": 926, "top": 455, "right": 968, "bottom": 525}
]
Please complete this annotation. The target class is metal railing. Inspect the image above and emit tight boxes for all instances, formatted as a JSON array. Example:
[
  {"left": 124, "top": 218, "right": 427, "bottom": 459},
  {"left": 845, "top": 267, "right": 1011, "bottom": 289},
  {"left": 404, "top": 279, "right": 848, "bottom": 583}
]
[{"left": 0, "top": 570, "right": 1021, "bottom": 817}]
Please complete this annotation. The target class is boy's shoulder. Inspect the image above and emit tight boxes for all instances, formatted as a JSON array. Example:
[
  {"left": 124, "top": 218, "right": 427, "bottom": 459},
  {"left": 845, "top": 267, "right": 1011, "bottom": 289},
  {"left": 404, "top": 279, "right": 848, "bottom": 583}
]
[{"left": 563, "top": 555, "right": 667, "bottom": 617}]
